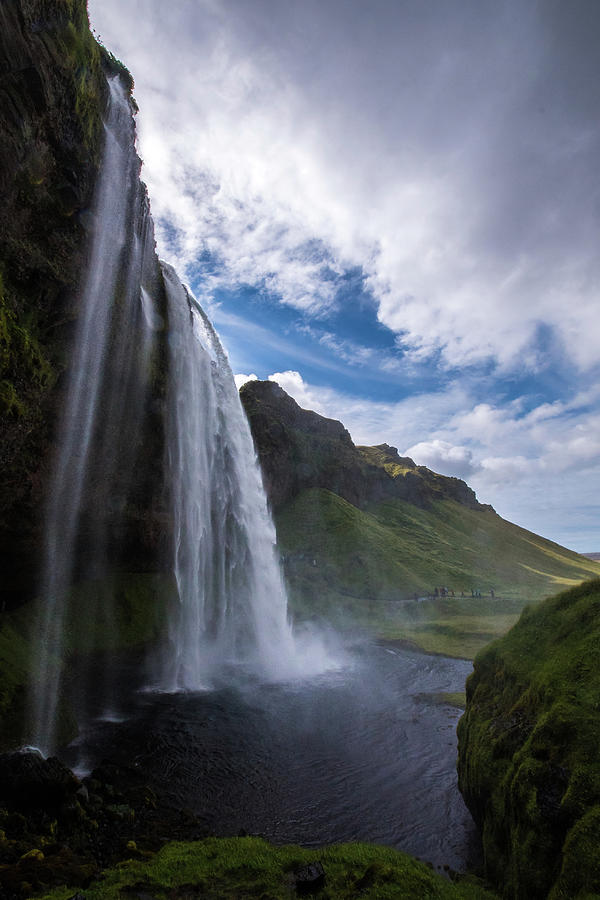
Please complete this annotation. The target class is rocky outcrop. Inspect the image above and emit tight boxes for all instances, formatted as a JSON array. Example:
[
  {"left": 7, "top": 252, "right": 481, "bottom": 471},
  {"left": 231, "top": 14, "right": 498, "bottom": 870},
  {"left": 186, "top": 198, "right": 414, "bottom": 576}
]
[
  {"left": 240, "top": 380, "right": 384, "bottom": 510},
  {"left": 457, "top": 579, "right": 600, "bottom": 899},
  {"left": 0, "top": 750, "right": 207, "bottom": 899},
  {"left": 240, "top": 379, "right": 487, "bottom": 513}
]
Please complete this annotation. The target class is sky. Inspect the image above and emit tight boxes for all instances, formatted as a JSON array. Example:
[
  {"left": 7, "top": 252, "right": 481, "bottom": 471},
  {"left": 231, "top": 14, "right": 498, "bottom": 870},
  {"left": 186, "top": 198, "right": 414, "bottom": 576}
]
[{"left": 88, "top": 0, "right": 600, "bottom": 552}]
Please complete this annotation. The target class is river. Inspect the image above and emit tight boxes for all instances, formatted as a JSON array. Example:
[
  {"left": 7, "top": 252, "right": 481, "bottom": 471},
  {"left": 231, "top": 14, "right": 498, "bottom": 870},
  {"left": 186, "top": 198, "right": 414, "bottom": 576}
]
[{"left": 62, "top": 642, "right": 480, "bottom": 874}]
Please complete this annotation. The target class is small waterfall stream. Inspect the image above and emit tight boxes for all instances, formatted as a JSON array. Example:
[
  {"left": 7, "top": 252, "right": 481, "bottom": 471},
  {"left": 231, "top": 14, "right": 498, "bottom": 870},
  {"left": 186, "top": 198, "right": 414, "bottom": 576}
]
[{"left": 31, "top": 77, "right": 160, "bottom": 753}]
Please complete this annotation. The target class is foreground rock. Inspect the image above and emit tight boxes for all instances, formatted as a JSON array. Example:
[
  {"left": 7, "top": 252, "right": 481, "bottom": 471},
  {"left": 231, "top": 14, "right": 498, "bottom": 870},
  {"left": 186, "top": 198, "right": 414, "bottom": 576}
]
[
  {"left": 0, "top": 750, "right": 207, "bottom": 898},
  {"left": 457, "top": 579, "right": 600, "bottom": 899}
]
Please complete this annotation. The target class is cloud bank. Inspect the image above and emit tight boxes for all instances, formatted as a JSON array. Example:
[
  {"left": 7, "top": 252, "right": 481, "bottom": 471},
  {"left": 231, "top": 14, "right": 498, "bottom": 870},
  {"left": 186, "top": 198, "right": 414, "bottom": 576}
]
[{"left": 89, "top": 0, "right": 600, "bottom": 375}]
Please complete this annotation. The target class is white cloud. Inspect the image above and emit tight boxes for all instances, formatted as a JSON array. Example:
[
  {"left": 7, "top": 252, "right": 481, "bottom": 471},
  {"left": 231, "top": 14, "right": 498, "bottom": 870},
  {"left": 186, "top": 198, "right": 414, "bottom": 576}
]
[
  {"left": 234, "top": 372, "right": 258, "bottom": 389},
  {"left": 405, "top": 440, "right": 479, "bottom": 480},
  {"left": 88, "top": 0, "right": 600, "bottom": 376}
]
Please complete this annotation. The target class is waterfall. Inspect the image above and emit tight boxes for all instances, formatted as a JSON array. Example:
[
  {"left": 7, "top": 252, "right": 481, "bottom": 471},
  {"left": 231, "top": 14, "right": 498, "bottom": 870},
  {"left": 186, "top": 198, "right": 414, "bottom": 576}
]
[
  {"left": 161, "top": 264, "right": 300, "bottom": 688},
  {"left": 30, "top": 73, "right": 336, "bottom": 754},
  {"left": 31, "top": 78, "right": 159, "bottom": 754}
]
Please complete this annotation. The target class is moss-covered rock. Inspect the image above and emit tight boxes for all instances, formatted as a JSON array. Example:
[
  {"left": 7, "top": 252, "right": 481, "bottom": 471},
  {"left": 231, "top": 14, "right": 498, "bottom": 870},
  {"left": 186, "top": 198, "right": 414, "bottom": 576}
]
[
  {"left": 0, "top": 0, "right": 109, "bottom": 604},
  {"left": 457, "top": 579, "right": 600, "bottom": 899}
]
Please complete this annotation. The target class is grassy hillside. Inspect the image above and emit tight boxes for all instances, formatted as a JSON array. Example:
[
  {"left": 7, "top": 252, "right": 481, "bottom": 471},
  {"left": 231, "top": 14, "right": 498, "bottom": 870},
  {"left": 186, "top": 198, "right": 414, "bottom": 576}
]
[
  {"left": 457, "top": 579, "right": 600, "bottom": 899},
  {"left": 276, "top": 488, "right": 600, "bottom": 658},
  {"left": 32, "top": 836, "right": 497, "bottom": 900}
]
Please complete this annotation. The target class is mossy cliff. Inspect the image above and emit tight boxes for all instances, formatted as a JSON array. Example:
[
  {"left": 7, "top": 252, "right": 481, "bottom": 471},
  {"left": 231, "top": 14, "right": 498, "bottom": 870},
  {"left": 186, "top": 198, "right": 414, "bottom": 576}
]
[
  {"left": 29, "top": 837, "right": 498, "bottom": 900},
  {"left": 0, "top": 0, "right": 173, "bottom": 747},
  {"left": 240, "top": 381, "right": 600, "bottom": 649},
  {"left": 457, "top": 579, "right": 600, "bottom": 899},
  {"left": 0, "top": 0, "right": 129, "bottom": 604}
]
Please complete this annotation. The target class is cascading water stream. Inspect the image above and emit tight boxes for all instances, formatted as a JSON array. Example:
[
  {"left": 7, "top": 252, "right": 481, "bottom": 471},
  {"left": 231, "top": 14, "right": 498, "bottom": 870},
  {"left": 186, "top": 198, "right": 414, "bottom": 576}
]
[
  {"left": 31, "top": 77, "right": 159, "bottom": 754},
  {"left": 161, "top": 264, "right": 329, "bottom": 688}
]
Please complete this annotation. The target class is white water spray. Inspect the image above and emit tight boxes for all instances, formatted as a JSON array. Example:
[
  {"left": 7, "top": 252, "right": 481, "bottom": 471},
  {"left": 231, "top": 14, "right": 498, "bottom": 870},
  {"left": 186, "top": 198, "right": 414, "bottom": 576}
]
[{"left": 161, "top": 264, "right": 334, "bottom": 688}]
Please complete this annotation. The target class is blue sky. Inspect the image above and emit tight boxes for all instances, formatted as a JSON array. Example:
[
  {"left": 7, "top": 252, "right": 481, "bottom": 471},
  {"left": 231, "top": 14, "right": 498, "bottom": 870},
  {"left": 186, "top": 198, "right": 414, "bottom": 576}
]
[{"left": 88, "top": 0, "right": 600, "bottom": 551}]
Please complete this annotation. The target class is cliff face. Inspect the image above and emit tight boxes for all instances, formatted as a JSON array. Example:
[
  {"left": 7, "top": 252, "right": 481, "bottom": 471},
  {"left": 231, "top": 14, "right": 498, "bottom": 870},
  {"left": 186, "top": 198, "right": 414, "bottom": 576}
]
[
  {"left": 0, "top": 1, "right": 173, "bottom": 747},
  {"left": 0, "top": 1, "right": 168, "bottom": 608},
  {"left": 240, "top": 379, "right": 485, "bottom": 513},
  {"left": 457, "top": 579, "right": 600, "bottom": 899},
  {"left": 0, "top": 0, "right": 107, "bottom": 604}
]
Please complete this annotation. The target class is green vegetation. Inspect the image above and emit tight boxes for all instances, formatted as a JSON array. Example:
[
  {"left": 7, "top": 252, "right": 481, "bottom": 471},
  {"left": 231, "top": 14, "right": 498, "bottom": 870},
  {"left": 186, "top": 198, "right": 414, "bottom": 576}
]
[
  {"left": 358, "top": 444, "right": 416, "bottom": 477},
  {"left": 0, "top": 269, "right": 56, "bottom": 417},
  {"left": 457, "top": 579, "right": 600, "bottom": 899},
  {"left": 0, "top": 574, "right": 175, "bottom": 749},
  {"left": 59, "top": 13, "right": 103, "bottom": 149},
  {"left": 277, "top": 488, "right": 600, "bottom": 658},
  {"left": 32, "top": 836, "right": 498, "bottom": 899},
  {"left": 0, "top": 603, "right": 33, "bottom": 748}
]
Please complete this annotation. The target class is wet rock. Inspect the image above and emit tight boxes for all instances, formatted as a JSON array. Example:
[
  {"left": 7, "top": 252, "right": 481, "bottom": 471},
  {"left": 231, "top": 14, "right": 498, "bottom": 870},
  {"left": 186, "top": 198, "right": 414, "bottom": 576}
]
[
  {"left": 294, "top": 860, "right": 325, "bottom": 894},
  {"left": 0, "top": 749, "right": 79, "bottom": 809},
  {"left": 75, "top": 784, "right": 89, "bottom": 805}
]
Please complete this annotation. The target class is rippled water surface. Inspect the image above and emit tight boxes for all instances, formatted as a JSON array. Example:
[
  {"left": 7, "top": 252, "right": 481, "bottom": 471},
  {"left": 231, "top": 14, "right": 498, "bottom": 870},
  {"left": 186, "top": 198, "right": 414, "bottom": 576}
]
[{"left": 63, "top": 643, "right": 480, "bottom": 872}]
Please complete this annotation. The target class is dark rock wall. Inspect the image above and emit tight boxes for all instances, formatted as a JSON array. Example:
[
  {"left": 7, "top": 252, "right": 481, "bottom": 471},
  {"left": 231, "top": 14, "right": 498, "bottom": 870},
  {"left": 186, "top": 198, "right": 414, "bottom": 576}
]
[
  {"left": 239, "top": 379, "right": 486, "bottom": 513},
  {"left": 0, "top": 0, "right": 107, "bottom": 605},
  {"left": 0, "top": 0, "right": 169, "bottom": 608}
]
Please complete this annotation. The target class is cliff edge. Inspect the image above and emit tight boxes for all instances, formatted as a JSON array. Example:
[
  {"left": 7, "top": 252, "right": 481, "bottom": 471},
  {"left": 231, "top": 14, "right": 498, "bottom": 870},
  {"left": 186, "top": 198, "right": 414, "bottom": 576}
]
[{"left": 457, "top": 578, "right": 600, "bottom": 899}]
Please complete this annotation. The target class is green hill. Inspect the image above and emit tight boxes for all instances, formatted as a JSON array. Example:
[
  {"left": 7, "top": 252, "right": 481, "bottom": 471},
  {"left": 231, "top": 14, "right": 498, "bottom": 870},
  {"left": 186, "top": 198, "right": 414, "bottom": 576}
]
[{"left": 240, "top": 380, "right": 600, "bottom": 658}]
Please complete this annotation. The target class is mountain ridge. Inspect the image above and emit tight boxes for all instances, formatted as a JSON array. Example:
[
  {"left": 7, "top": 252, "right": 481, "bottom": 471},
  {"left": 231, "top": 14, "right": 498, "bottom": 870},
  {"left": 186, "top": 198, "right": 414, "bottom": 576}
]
[
  {"left": 240, "top": 379, "right": 600, "bottom": 653},
  {"left": 240, "top": 378, "right": 489, "bottom": 514}
]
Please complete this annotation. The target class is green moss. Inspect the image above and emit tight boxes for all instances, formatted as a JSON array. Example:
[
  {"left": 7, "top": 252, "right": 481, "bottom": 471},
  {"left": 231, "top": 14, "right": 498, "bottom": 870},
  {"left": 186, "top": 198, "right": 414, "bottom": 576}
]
[
  {"left": 0, "top": 605, "right": 32, "bottom": 745},
  {"left": 550, "top": 807, "right": 600, "bottom": 899},
  {"left": 0, "top": 272, "right": 56, "bottom": 418},
  {"left": 0, "top": 574, "right": 176, "bottom": 750},
  {"left": 58, "top": 17, "right": 104, "bottom": 151},
  {"left": 457, "top": 580, "right": 600, "bottom": 899},
  {"left": 61, "top": 573, "right": 174, "bottom": 655},
  {"left": 32, "top": 836, "right": 499, "bottom": 899}
]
